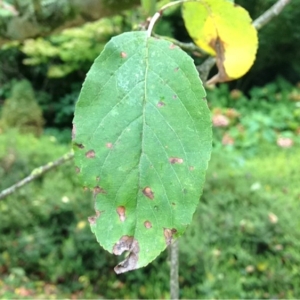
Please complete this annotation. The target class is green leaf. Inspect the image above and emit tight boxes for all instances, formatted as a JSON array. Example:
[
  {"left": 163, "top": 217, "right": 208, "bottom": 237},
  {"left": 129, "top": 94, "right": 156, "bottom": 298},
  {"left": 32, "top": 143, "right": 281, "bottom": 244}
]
[{"left": 72, "top": 31, "right": 212, "bottom": 273}]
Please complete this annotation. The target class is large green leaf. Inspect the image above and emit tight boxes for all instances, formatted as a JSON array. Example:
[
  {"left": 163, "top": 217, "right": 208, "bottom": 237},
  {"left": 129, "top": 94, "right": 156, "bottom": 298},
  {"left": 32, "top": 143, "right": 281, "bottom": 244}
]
[{"left": 72, "top": 31, "right": 212, "bottom": 273}]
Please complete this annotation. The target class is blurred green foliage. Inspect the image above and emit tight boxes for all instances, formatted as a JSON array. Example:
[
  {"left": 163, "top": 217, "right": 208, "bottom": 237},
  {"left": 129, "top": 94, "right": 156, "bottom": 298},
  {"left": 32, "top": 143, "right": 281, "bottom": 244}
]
[
  {"left": 21, "top": 17, "right": 123, "bottom": 78},
  {"left": 1, "top": 130, "right": 300, "bottom": 298},
  {"left": 181, "top": 147, "right": 300, "bottom": 298},
  {"left": 0, "top": 80, "right": 44, "bottom": 136},
  {"left": 208, "top": 77, "right": 300, "bottom": 155}
]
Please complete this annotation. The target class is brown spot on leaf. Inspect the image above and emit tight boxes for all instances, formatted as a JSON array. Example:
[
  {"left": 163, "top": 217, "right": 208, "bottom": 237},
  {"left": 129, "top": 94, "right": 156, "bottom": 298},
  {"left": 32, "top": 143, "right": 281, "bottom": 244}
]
[
  {"left": 157, "top": 101, "right": 165, "bottom": 108},
  {"left": 189, "top": 166, "right": 195, "bottom": 171},
  {"left": 88, "top": 210, "right": 101, "bottom": 225},
  {"left": 172, "top": 95, "right": 177, "bottom": 99},
  {"left": 120, "top": 51, "right": 127, "bottom": 58},
  {"left": 106, "top": 142, "right": 113, "bottom": 149},
  {"left": 74, "top": 143, "right": 84, "bottom": 149},
  {"left": 83, "top": 187, "right": 89, "bottom": 192},
  {"left": 86, "top": 150, "right": 95, "bottom": 158},
  {"left": 169, "top": 157, "right": 184, "bottom": 164},
  {"left": 143, "top": 187, "right": 154, "bottom": 199},
  {"left": 93, "top": 186, "right": 106, "bottom": 197},
  {"left": 164, "top": 228, "right": 177, "bottom": 245},
  {"left": 144, "top": 221, "right": 152, "bottom": 229},
  {"left": 174, "top": 67, "right": 179, "bottom": 72},
  {"left": 172, "top": 202, "right": 176, "bottom": 206},
  {"left": 75, "top": 166, "right": 80, "bottom": 173},
  {"left": 169, "top": 43, "right": 176, "bottom": 49},
  {"left": 117, "top": 206, "right": 126, "bottom": 222},
  {"left": 113, "top": 236, "right": 140, "bottom": 274},
  {"left": 72, "top": 124, "right": 76, "bottom": 140}
]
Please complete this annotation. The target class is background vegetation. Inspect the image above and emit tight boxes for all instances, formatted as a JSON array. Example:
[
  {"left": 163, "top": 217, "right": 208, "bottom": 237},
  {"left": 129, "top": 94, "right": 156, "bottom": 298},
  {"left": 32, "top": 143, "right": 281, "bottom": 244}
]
[{"left": 0, "top": 0, "right": 300, "bottom": 298}]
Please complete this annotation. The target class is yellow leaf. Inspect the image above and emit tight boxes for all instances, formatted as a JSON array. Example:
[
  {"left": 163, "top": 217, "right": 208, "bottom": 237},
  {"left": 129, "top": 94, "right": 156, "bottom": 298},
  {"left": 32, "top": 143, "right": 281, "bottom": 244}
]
[{"left": 182, "top": 0, "right": 258, "bottom": 83}]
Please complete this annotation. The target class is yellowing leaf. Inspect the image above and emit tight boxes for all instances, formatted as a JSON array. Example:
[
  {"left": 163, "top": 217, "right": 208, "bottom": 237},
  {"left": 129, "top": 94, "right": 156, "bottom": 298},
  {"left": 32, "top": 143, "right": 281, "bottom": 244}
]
[{"left": 182, "top": 0, "right": 258, "bottom": 83}]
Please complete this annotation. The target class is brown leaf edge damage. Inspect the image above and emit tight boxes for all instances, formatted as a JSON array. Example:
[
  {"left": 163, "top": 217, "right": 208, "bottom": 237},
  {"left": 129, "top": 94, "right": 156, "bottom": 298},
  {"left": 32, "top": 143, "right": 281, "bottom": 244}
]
[
  {"left": 113, "top": 236, "right": 140, "bottom": 274},
  {"left": 88, "top": 210, "right": 101, "bottom": 225},
  {"left": 207, "top": 37, "right": 232, "bottom": 84}
]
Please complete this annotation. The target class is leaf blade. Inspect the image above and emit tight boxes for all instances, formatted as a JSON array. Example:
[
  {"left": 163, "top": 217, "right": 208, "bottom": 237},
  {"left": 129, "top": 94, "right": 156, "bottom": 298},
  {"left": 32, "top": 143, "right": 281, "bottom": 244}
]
[{"left": 73, "top": 31, "right": 212, "bottom": 272}]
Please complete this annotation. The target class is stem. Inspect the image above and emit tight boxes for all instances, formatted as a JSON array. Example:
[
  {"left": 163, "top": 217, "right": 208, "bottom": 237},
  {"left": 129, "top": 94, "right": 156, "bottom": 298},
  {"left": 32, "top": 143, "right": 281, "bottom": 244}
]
[
  {"left": 0, "top": 151, "right": 74, "bottom": 200},
  {"left": 252, "top": 0, "right": 291, "bottom": 30},
  {"left": 170, "top": 240, "right": 179, "bottom": 300},
  {"left": 147, "top": 11, "right": 161, "bottom": 37},
  {"left": 153, "top": 33, "right": 208, "bottom": 55},
  {"left": 147, "top": 0, "right": 193, "bottom": 37},
  {"left": 197, "top": 56, "right": 216, "bottom": 83}
]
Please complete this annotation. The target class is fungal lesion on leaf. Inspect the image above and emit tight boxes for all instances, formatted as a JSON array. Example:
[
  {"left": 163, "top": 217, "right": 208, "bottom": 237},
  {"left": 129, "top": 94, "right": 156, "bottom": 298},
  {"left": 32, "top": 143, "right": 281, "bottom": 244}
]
[
  {"left": 144, "top": 220, "right": 152, "bottom": 229},
  {"left": 116, "top": 206, "right": 126, "bottom": 222},
  {"left": 163, "top": 228, "right": 177, "bottom": 245},
  {"left": 106, "top": 142, "right": 113, "bottom": 149},
  {"left": 169, "top": 157, "right": 184, "bottom": 164},
  {"left": 74, "top": 143, "right": 84, "bottom": 149},
  {"left": 85, "top": 150, "right": 95, "bottom": 158},
  {"left": 142, "top": 187, "right": 154, "bottom": 199},
  {"left": 157, "top": 101, "right": 165, "bottom": 108},
  {"left": 120, "top": 51, "right": 127, "bottom": 58},
  {"left": 88, "top": 210, "right": 101, "bottom": 225},
  {"left": 113, "top": 236, "right": 140, "bottom": 274},
  {"left": 93, "top": 186, "right": 106, "bottom": 197}
]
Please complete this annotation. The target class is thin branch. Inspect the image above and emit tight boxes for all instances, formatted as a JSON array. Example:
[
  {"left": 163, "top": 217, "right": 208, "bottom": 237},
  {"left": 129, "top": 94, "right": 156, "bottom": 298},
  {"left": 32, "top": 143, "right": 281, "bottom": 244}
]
[
  {"left": 197, "top": 56, "right": 216, "bottom": 83},
  {"left": 147, "top": 0, "right": 194, "bottom": 37},
  {"left": 153, "top": 33, "right": 208, "bottom": 55},
  {"left": 147, "top": 11, "right": 161, "bottom": 37},
  {"left": 170, "top": 240, "right": 179, "bottom": 300},
  {"left": 252, "top": 0, "right": 291, "bottom": 30},
  {"left": 0, "top": 151, "right": 74, "bottom": 200}
]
